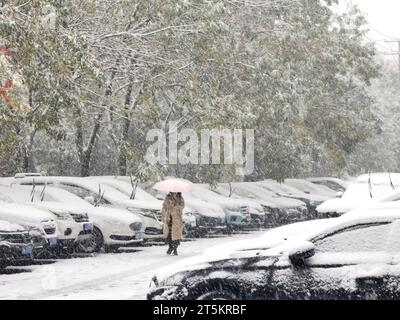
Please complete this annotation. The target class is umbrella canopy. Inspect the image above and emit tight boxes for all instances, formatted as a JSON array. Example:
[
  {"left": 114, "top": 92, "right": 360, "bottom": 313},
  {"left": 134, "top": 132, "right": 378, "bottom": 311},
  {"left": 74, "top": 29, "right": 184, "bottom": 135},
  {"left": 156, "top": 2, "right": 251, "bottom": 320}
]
[{"left": 153, "top": 179, "right": 192, "bottom": 193}]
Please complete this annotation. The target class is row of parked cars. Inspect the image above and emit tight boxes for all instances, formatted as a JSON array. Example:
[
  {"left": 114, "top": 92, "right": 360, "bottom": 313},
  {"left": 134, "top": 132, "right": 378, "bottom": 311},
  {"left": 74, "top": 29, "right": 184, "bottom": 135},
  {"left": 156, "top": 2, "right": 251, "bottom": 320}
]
[
  {"left": 148, "top": 172, "right": 400, "bottom": 300},
  {"left": 0, "top": 173, "right": 344, "bottom": 269}
]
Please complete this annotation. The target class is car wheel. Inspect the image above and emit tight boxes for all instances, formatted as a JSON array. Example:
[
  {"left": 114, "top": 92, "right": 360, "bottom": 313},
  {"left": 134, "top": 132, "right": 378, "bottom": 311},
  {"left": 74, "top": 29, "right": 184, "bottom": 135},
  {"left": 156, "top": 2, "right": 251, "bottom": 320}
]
[
  {"left": 76, "top": 227, "right": 104, "bottom": 253},
  {"left": 196, "top": 290, "right": 238, "bottom": 300}
]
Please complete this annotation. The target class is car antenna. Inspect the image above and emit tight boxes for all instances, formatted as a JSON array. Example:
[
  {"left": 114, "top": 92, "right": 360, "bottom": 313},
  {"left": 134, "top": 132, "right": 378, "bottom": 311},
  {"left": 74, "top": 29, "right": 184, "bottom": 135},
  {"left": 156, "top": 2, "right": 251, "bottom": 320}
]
[
  {"left": 40, "top": 182, "right": 47, "bottom": 202},
  {"left": 130, "top": 175, "right": 138, "bottom": 200},
  {"left": 30, "top": 178, "right": 36, "bottom": 202},
  {"left": 368, "top": 170, "right": 373, "bottom": 198},
  {"left": 389, "top": 172, "right": 396, "bottom": 190}
]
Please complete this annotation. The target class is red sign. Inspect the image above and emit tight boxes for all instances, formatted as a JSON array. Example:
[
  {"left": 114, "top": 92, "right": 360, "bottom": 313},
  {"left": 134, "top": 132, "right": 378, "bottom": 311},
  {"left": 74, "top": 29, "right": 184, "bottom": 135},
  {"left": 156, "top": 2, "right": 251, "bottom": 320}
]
[{"left": 0, "top": 46, "right": 13, "bottom": 105}]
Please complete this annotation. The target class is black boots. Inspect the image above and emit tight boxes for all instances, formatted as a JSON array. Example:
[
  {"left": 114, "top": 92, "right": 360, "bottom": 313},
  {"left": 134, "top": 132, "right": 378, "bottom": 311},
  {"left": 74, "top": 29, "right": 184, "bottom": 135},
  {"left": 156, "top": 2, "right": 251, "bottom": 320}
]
[
  {"left": 167, "top": 242, "right": 178, "bottom": 256},
  {"left": 166, "top": 246, "right": 173, "bottom": 255}
]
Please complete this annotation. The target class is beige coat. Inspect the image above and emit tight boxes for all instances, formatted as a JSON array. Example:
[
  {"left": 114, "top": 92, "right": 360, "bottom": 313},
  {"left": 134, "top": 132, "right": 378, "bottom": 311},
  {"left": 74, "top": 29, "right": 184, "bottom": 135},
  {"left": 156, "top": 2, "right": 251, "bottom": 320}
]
[{"left": 162, "top": 193, "right": 185, "bottom": 241}]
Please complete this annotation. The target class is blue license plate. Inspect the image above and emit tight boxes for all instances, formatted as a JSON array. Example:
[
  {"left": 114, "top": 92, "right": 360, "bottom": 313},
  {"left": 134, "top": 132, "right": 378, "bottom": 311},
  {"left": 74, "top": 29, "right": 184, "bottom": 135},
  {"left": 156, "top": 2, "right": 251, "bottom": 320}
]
[
  {"left": 84, "top": 223, "right": 93, "bottom": 232},
  {"left": 48, "top": 237, "right": 57, "bottom": 246},
  {"left": 136, "top": 231, "right": 144, "bottom": 240},
  {"left": 21, "top": 245, "right": 33, "bottom": 255}
]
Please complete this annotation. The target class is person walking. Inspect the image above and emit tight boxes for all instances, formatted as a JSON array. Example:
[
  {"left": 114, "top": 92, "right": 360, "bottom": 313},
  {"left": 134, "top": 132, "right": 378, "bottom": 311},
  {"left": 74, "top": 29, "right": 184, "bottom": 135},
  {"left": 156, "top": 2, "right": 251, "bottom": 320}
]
[{"left": 162, "top": 192, "right": 185, "bottom": 255}]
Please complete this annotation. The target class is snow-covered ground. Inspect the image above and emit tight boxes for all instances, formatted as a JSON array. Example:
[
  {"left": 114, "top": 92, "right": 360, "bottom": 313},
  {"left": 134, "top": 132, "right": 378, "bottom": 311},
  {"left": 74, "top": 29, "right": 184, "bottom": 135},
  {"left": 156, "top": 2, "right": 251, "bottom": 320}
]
[{"left": 0, "top": 231, "right": 266, "bottom": 300}]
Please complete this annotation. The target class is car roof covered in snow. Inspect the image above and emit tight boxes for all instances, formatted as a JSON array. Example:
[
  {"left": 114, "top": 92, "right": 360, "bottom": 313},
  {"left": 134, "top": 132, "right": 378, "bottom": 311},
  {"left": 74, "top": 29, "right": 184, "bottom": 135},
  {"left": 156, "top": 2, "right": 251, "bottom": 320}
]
[
  {"left": 283, "top": 179, "right": 336, "bottom": 199},
  {"left": 0, "top": 184, "right": 86, "bottom": 215},
  {"left": 88, "top": 177, "right": 162, "bottom": 203},
  {"left": 356, "top": 172, "right": 400, "bottom": 185},
  {"left": 316, "top": 181, "right": 397, "bottom": 214},
  {"left": 193, "top": 183, "right": 264, "bottom": 213},
  {"left": 307, "top": 177, "right": 351, "bottom": 190},
  {"left": 38, "top": 185, "right": 142, "bottom": 223},
  {"left": 215, "top": 182, "right": 306, "bottom": 209},
  {"left": 255, "top": 180, "right": 330, "bottom": 202},
  {"left": 4, "top": 176, "right": 162, "bottom": 210}
]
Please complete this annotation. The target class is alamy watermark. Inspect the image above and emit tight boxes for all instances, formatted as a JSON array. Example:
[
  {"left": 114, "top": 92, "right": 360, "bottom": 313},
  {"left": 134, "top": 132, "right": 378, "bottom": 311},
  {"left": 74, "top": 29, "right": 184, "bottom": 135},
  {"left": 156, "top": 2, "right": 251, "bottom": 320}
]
[{"left": 145, "top": 122, "right": 255, "bottom": 176}]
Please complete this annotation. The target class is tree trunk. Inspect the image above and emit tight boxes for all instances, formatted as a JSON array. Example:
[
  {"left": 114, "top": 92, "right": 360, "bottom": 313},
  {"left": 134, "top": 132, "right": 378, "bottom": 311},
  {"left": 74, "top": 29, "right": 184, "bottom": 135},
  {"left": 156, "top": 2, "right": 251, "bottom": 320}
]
[
  {"left": 118, "top": 82, "right": 137, "bottom": 176},
  {"left": 76, "top": 73, "right": 115, "bottom": 177}
]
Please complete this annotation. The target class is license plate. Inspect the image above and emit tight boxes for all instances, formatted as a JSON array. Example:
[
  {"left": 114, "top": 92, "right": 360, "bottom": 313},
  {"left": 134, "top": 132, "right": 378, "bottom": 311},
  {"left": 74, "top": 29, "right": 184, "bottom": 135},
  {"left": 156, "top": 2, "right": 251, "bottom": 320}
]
[
  {"left": 136, "top": 231, "right": 144, "bottom": 240},
  {"left": 48, "top": 237, "right": 57, "bottom": 246},
  {"left": 83, "top": 223, "right": 93, "bottom": 232},
  {"left": 21, "top": 245, "right": 33, "bottom": 255}
]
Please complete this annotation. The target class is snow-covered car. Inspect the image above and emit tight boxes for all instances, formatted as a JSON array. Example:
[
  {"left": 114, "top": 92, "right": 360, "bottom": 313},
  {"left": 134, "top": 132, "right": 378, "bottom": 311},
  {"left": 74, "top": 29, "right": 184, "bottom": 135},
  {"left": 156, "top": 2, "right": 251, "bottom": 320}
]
[
  {"left": 148, "top": 211, "right": 400, "bottom": 300},
  {"left": 191, "top": 182, "right": 264, "bottom": 229},
  {"left": 307, "top": 177, "right": 350, "bottom": 193},
  {"left": 0, "top": 199, "right": 58, "bottom": 253},
  {"left": 199, "top": 183, "right": 266, "bottom": 228},
  {"left": 0, "top": 185, "right": 93, "bottom": 253},
  {"left": 284, "top": 179, "right": 337, "bottom": 199},
  {"left": 135, "top": 180, "right": 227, "bottom": 235},
  {"left": 256, "top": 180, "right": 331, "bottom": 217},
  {"left": 33, "top": 185, "right": 144, "bottom": 252},
  {"left": 0, "top": 220, "right": 34, "bottom": 269},
  {"left": 316, "top": 172, "right": 400, "bottom": 217},
  {"left": 176, "top": 193, "right": 227, "bottom": 236},
  {"left": 210, "top": 182, "right": 308, "bottom": 227},
  {"left": 7, "top": 176, "right": 162, "bottom": 239},
  {"left": 87, "top": 176, "right": 197, "bottom": 235}
]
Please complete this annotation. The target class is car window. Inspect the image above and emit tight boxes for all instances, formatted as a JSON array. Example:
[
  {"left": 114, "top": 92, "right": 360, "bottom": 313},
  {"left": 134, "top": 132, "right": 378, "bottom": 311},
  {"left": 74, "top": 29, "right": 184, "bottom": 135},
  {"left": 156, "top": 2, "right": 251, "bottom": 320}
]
[
  {"left": 58, "top": 184, "right": 110, "bottom": 205},
  {"left": 313, "top": 223, "right": 392, "bottom": 253}
]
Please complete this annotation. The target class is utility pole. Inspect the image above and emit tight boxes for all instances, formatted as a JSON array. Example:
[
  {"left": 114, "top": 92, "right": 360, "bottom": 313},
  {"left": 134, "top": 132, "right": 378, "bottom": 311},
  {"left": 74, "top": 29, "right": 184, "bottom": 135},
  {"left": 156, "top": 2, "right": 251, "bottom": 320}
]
[{"left": 384, "top": 40, "right": 400, "bottom": 75}]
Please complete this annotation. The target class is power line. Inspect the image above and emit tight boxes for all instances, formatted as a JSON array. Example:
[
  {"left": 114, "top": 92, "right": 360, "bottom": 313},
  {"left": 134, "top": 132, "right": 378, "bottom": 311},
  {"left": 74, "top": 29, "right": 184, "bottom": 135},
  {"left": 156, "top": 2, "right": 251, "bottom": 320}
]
[{"left": 382, "top": 40, "right": 400, "bottom": 75}]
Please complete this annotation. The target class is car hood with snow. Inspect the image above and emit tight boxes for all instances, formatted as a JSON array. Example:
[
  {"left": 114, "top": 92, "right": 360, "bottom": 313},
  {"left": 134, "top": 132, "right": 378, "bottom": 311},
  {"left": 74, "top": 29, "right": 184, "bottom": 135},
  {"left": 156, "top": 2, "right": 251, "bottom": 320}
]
[{"left": 0, "top": 220, "right": 26, "bottom": 232}]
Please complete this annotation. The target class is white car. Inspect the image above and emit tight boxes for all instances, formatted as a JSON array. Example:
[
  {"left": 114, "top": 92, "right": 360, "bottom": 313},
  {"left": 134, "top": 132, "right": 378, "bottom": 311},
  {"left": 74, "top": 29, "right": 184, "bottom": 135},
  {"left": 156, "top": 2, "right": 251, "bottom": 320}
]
[
  {"left": 87, "top": 176, "right": 197, "bottom": 233},
  {"left": 0, "top": 220, "right": 35, "bottom": 268},
  {"left": 110, "top": 176, "right": 227, "bottom": 234},
  {"left": 284, "top": 179, "right": 337, "bottom": 199},
  {"left": 212, "top": 182, "right": 308, "bottom": 226},
  {"left": 307, "top": 177, "right": 350, "bottom": 192},
  {"left": 0, "top": 199, "right": 58, "bottom": 252},
  {"left": 35, "top": 185, "right": 144, "bottom": 252},
  {"left": 0, "top": 185, "right": 93, "bottom": 253},
  {"left": 6, "top": 176, "right": 162, "bottom": 239},
  {"left": 316, "top": 172, "right": 400, "bottom": 217},
  {"left": 163, "top": 180, "right": 263, "bottom": 229},
  {"left": 197, "top": 183, "right": 265, "bottom": 228}
]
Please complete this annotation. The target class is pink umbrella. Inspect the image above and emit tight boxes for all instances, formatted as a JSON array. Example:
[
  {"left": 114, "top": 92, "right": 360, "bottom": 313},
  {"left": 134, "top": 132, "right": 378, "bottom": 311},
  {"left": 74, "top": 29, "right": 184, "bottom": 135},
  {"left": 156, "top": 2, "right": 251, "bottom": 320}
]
[{"left": 153, "top": 179, "right": 192, "bottom": 193}]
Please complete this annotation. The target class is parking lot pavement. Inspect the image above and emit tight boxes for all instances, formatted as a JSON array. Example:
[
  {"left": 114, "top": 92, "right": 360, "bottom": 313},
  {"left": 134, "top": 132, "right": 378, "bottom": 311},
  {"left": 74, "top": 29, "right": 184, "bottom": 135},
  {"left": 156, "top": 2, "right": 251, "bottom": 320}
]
[{"left": 0, "top": 230, "right": 266, "bottom": 300}]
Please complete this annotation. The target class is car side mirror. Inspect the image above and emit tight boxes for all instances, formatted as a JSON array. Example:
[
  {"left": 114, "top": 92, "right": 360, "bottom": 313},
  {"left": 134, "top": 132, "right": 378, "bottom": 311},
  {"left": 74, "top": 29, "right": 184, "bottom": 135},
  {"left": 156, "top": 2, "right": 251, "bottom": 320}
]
[
  {"left": 288, "top": 241, "right": 315, "bottom": 265},
  {"left": 336, "top": 191, "right": 344, "bottom": 198},
  {"left": 84, "top": 196, "right": 95, "bottom": 205}
]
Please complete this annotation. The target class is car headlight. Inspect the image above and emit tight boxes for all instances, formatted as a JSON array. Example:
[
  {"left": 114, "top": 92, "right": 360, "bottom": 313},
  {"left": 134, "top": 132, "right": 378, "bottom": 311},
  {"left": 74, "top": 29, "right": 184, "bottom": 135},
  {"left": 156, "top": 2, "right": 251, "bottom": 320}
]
[{"left": 129, "top": 222, "right": 142, "bottom": 231}]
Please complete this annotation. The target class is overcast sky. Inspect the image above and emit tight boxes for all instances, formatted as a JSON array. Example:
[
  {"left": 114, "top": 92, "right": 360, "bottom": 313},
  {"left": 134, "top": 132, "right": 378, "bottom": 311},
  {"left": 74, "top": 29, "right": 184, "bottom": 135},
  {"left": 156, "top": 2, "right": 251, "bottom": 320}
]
[
  {"left": 341, "top": 0, "right": 400, "bottom": 55},
  {"left": 350, "top": 0, "right": 400, "bottom": 39}
]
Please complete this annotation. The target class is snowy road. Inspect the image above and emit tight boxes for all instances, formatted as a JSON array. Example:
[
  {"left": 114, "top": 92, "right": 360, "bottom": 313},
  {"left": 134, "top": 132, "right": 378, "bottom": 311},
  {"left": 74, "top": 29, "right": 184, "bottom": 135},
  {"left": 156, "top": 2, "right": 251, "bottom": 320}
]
[{"left": 0, "top": 231, "right": 266, "bottom": 300}]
